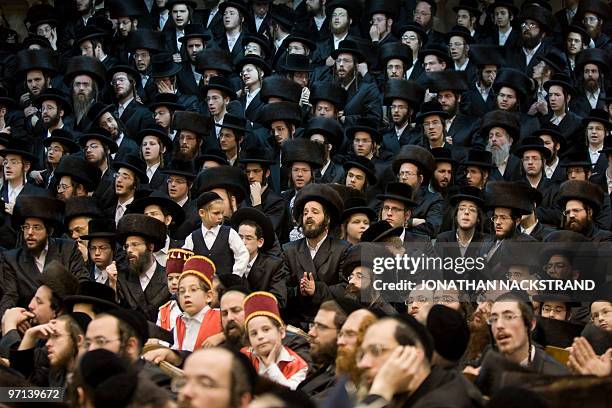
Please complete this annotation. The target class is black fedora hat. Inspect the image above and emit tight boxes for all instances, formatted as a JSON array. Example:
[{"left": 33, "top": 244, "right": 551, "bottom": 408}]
[
  {"left": 108, "top": 0, "right": 147, "bottom": 18},
  {"left": 449, "top": 185, "right": 485, "bottom": 207},
  {"left": 172, "top": 111, "right": 210, "bottom": 135},
  {"left": 150, "top": 52, "right": 182, "bottom": 78},
  {"left": 63, "top": 56, "right": 106, "bottom": 87},
  {"left": 86, "top": 102, "right": 115, "bottom": 126},
  {"left": 360, "top": 220, "right": 403, "bottom": 243},
  {"left": 492, "top": 68, "right": 532, "bottom": 100},
  {"left": 195, "top": 149, "right": 229, "bottom": 169},
  {"left": 415, "top": 100, "right": 450, "bottom": 123},
  {"left": 394, "top": 21, "right": 428, "bottom": 43},
  {"left": 281, "top": 54, "right": 313, "bottom": 73},
  {"left": 514, "top": 136, "right": 551, "bottom": 160},
  {"left": 469, "top": 44, "right": 505, "bottom": 67},
  {"left": 376, "top": 182, "right": 417, "bottom": 208},
  {"left": 281, "top": 138, "right": 326, "bottom": 169},
  {"left": 340, "top": 196, "right": 376, "bottom": 223},
  {"left": 384, "top": 79, "right": 425, "bottom": 106},
  {"left": 79, "top": 128, "right": 119, "bottom": 154},
  {"left": 418, "top": 43, "right": 451, "bottom": 66},
  {"left": 346, "top": 117, "right": 382, "bottom": 144},
  {"left": 581, "top": 0, "right": 611, "bottom": 19},
  {"left": 217, "top": 113, "right": 247, "bottom": 133},
  {"left": 520, "top": 4, "right": 554, "bottom": 33},
  {"left": 488, "top": 0, "right": 519, "bottom": 15},
  {"left": 243, "top": 33, "right": 273, "bottom": 59},
  {"left": 431, "top": 146, "right": 458, "bottom": 167},
  {"left": 575, "top": 48, "right": 608, "bottom": 73},
  {"left": 565, "top": 24, "right": 591, "bottom": 46},
  {"left": 292, "top": 183, "right": 344, "bottom": 227},
  {"left": 268, "top": 4, "right": 297, "bottom": 31},
  {"left": 193, "top": 165, "right": 249, "bottom": 202},
  {"left": 446, "top": 25, "right": 474, "bottom": 44},
  {"left": 15, "top": 48, "right": 58, "bottom": 76},
  {"left": 106, "top": 64, "right": 140, "bottom": 82},
  {"left": 25, "top": 4, "right": 60, "bottom": 29},
  {"left": 343, "top": 155, "right": 378, "bottom": 185},
  {"left": 536, "top": 51, "right": 567, "bottom": 75},
  {"left": 127, "top": 29, "right": 163, "bottom": 52},
  {"left": 64, "top": 281, "right": 118, "bottom": 311},
  {"left": 239, "top": 146, "right": 275, "bottom": 165},
  {"left": 453, "top": 0, "right": 482, "bottom": 16},
  {"left": 462, "top": 148, "right": 495, "bottom": 169},
  {"left": 480, "top": 110, "right": 520, "bottom": 141},
  {"left": 116, "top": 213, "right": 167, "bottom": 251},
  {"left": 64, "top": 196, "right": 101, "bottom": 223},
  {"left": 128, "top": 190, "right": 185, "bottom": 227},
  {"left": 13, "top": 195, "right": 65, "bottom": 229},
  {"left": 427, "top": 71, "right": 468, "bottom": 93},
  {"left": 166, "top": 0, "right": 198, "bottom": 9},
  {"left": 178, "top": 24, "right": 211, "bottom": 43},
  {"left": 195, "top": 48, "right": 234, "bottom": 73},
  {"left": 112, "top": 154, "right": 147, "bottom": 183},
  {"left": 257, "top": 101, "right": 302, "bottom": 127},
  {"left": 330, "top": 39, "right": 366, "bottom": 63},
  {"left": 44, "top": 129, "right": 80, "bottom": 154},
  {"left": 81, "top": 218, "right": 117, "bottom": 241},
  {"left": 32, "top": 88, "right": 72, "bottom": 115},
  {"left": 281, "top": 29, "right": 317, "bottom": 54},
  {"left": 231, "top": 207, "right": 275, "bottom": 252},
  {"left": 260, "top": 76, "right": 302, "bottom": 104},
  {"left": 309, "top": 81, "right": 348, "bottom": 109},
  {"left": 302, "top": 117, "right": 344, "bottom": 153},
  {"left": 379, "top": 42, "right": 413, "bottom": 68},
  {"left": 543, "top": 73, "right": 575, "bottom": 96},
  {"left": 0, "top": 138, "right": 38, "bottom": 163},
  {"left": 54, "top": 156, "right": 102, "bottom": 192},
  {"left": 162, "top": 159, "right": 197, "bottom": 179},
  {"left": 76, "top": 25, "right": 109, "bottom": 45},
  {"left": 147, "top": 93, "right": 186, "bottom": 112},
  {"left": 559, "top": 149, "right": 593, "bottom": 168},
  {"left": 134, "top": 124, "right": 173, "bottom": 151},
  {"left": 484, "top": 181, "right": 534, "bottom": 214},
  {"left": 219, "top": 0, "right": 250, "bottom": 17},
  {"left": 532, "top": 122, "right": 565, "bottom": 151},
  {"left": 557, "top": 179, "right": 603, "bottom": 214},
  {"left": 392, "top": 145, "right": 436, "bottom": 182},
  {"left": 201, "top": 75, "right": 236, "bottom": 99},
  {"left": 582, "top": 108, "right": 612, "bottom": 130},
  {"left": 19, "top": 35, "right": 50, "bottom": 50},
  {"left": 236, "top": 55, "right": 272, "bottom": 76},
  {"left": 325, "top": 0, "right": 363, "bottom": 21},
  {"left": 367, "top": 0, "right": 399, "bottom": 16}
]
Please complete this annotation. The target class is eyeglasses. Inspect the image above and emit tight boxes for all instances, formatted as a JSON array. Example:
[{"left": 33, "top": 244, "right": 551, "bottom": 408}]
[
  {"left": 21, "top": 224, "right": 45, "bottom": 232},
  {"left": 310, "top": 321, "right": 336, "bottom": 333},
  {"left": 401, "top": 35, "right": 419, "bottom": 41},
  {"left": 491, "top": 215, "right": 512, "bottom": 222},
  {"left": 542, "top": 305, "right": 567, "bottom": 314},
  {"left": 399, "top": 171, "right": 418, "bottom": 178},
  {"left": 356, "top": 344, "right": 392, "bottom": 361},
  {"left": 543, "top": 262, "right": 568, "bottom": 271},
  {"left": 83, "top": 337, "right": 120, "bottom": 349},
  {"left": 123, "top": 242, "right": 145, "bottom": 250},
  {"left": 487, "top": 313, "right": 520, "bottom": 325},
  {"left": 178, "top": 286, "right": 204, "bottom": 296},
  {"left": 562, "top": 208, "right": 585, "bottom": 216},
  {"left": 3, "top": 159, "right": 22, "bottom": 167},
  {"left": 413, "top": 10, "right": 431, "bottom": 17},
  {"left": 521, "top": 22, "right": 538, "bottom": 30},
  {"left": 47, "top": 146, "right": 64, "bottom": 153},
  {"left": 458, "top": 206, "right": 478, "bottom": 214},
  {"left": 382, "top": 205, "right": 405, "bottom": 213},
  {"left": 57, "top": 183, "right": 72, "bottom": 192},
  {"left": 84, "top": 143, "right": 101, "bottom": 151}
]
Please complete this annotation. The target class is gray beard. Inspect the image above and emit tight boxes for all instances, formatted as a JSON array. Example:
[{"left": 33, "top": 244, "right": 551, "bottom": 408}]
[
  {"left": 73, "top": 94, "right": 93, "bottom": 124},
  {"left": 487, "top": 143, "right": 511, "bottom": 167}
]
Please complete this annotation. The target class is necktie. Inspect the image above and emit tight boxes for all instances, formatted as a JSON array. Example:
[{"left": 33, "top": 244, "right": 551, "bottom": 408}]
[{"left": 116, "top": 205, "right": 125, "bottom": 224}]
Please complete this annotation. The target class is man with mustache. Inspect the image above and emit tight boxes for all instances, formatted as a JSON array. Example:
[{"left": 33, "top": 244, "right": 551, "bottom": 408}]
[
  {"left": 310, "top": 0, "right": 355, "bottom": 66},
  {"left": 381, "top": 79, "right": 424, "bottom": 156},
  {"left": 172, "top": 111, "right": 208, "bottom": 161},
  {"left": 16, "top": 49, "right": 57, "bottom": 132},
  {"left": 86, "top": 102, "right": 140, "bottom": 162},
  {"left": 335, "top": 308, "right": 376, "bottom": 387},
  {"left": 108, "top": 65, "right": 152, "bottom": 141},
  {"left": 176, "top": 24, "right": 210, "bottom": 96},
  {"left": 558, "top": 179, "right": 612, "bottom": 241},
  {"left": 580, "top": 0, "right": 612, "bottom": 51},
  {"left": 107, "top": 154, "right": 147, "bottom": 226},
  {"left": 79, "top": 128, "right": 119, "bottom": 210},
  {"left": 570, "top": 49, "right": 609, "bottom": 118},
  {"left": 129, "top": 30, "right": 163, "bottom": 104},
  {"left": 430, "top": 147, "right": 456, "bottom": 197},
  {"left": 482, "top": 110, "right": 522, "bottom": 182},
  {"left": 507, "top": 5, "right": 554, "bottom": 74},
  {"left": 63, "top": 56, "right": 105, "bottom": 132}
]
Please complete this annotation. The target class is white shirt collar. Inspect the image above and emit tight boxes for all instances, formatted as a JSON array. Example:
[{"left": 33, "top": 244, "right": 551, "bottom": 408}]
[
  {"left": 454, "top": 58, "right": 469, "bottom": 71},
  {"left": 307, "top": 233, "right": 327, "bottom": 259},
  {"left": 182, "top": 304, "right": 209, "bottom": 322}
]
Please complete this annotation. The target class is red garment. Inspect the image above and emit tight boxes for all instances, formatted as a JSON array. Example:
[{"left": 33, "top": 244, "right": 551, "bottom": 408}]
[{"left": 175, "top": 308, "right": 222, "bottom": 350}]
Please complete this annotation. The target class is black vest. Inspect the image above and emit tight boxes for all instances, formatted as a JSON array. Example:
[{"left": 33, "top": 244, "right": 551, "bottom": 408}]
[{"left": 191, "top": 225, "right": 234, "bottom": 275}]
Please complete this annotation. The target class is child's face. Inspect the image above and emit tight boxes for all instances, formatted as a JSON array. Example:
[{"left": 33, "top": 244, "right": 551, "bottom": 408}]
[
  {"left": 167, "top": 273, "right": 181, "bottom": 295},
  {"left": 178, "top": 275, "right": 210, "bottom": 315},
  {"left": 247, "top": 315, "right": 284, "bottom": 358},
  {"left": 200, "top": 200, "right": 225, "bottom": 227}
]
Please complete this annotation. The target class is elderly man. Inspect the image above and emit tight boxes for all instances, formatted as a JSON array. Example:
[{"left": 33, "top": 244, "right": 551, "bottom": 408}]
[
  {"left": 62, "top": 56, "right": 106, "bottom": 132},
  {"left": 482, "top": 110, "right": 522, "bottom": 182}
]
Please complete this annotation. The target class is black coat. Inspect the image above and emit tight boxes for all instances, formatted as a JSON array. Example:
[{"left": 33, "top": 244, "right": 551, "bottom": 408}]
[
  {"left": 519, "top": 221, "right": 555, "bottom": 242},
  {"left": 245, "top": 187, "right": 286, "bottom": 239},
  {"left": 0, "top": 238, "right": 89, "bottom": 317},
  {"left": 477, "top": 233, "right": 539, "bottom": 279},
  {"left": 447, "top": 113, "right": 480, "bottom": 147},
  {"left": 176, "top": 63, "right": 201, "bottom": 96},
  {"left": 93, "top": 168, "right": 117, "bottom": 211},
  {"left": 0, "top": 183, "right": 46, "bottom": 207},
  {"left": 410, "top": 187, "right": 444, "bottom": 238},
  {"left": 462, "top": 87, "right": 496, "bottom": 119},
  {"left": 238, "top": 91, "right": 265, "bottom": 123},
  {"left": 117, "top": 261, "right": 171, "bottom": 321},
  {"left": 216, "top": 31, "right": 245, "bottom": 66},
  {"left": 119, "top": 99, "right": 153, "bottom": 140},
  {"left": 541, "top": 111, "right": 584, "bottom": 152},
  {"left": 488, "top": 154, "right": 523, "bottom": 182},
  {"left": 435, "top": 229, "right": 488, "bottom": 280},
  {"left": 244, "top": 252, "right": 288, "bottom": 309}
]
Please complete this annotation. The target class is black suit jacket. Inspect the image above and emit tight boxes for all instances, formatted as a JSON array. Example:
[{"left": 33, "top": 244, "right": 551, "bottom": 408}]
[
  {"left": 217, "top": 31, "right": 245, "bottom": 66},
  {"left": 435, "top": 229, "right": 488, "bottom": 281},
  {"left": 462, "top": 87, "right": 496, "bottom": 119},
  {"left": 519, "top": 221, "right": 555, "bottom": 242},
  {"left": 239, "top": 91, "right": 265, "bottom": 123},
  {"left": 245, "top": 253, "right": 288, "bottom": 308},
  {"left": 245, "top": 187, "right": 286, "bottom": 239},
  {"left": 177, "top": 63, "right": 201, "bottom": 96},
  {"left": 489, "top": 154, "right": 523, "bottom": 181},
  {"left": 119, "top": 99, "right": 152, "bottom": 139},
  {"left": 0, "top": 238, "right": 89, "bottom": 317},
  {"left": 477, "top": 233, "right": 538, "bottom": 279},
  {"left": 447, "top": 113, "right": 479, "bottom": 147},
  {"left": 0, "top": 183, "right": 46, "bottom": 207},
  {"left": 117, "top": 262, "right": 171, "bottom": 321}
]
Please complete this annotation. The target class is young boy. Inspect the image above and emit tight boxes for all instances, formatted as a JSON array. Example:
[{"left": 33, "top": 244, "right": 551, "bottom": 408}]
[
  {"left": 172, "top": 255, "right": 223, "bottom": 351},
  {"left": 157, "top": 248, "right": 193, "bottom": 331},
  {"left": 183, "top": 192, "right": 249, "bottom": 276}
]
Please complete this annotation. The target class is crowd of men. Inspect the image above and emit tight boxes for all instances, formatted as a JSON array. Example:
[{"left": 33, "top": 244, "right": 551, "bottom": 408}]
[{"left": 0, "top": 0, "right": 611, "bottom": 406}]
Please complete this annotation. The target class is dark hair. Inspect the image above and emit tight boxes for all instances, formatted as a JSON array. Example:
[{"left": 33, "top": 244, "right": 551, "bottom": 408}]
[
  {"left": 225, "top": 347, "right": 256, "bottom": 407},
  {"left": 388, "top": 314, "right": 434, "bottom": 362},
  {"left": 318, "top": 300, "right": 347, "bottom": 330},
  {"left": 239, "top": 219, "right": 263, "bottom": 240},
  {"left": 452, "top": 203, "right": 484, "bottom": 233}
]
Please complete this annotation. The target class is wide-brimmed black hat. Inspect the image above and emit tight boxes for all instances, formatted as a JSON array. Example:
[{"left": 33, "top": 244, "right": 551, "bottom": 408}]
[
  {"left": 260, "top": 76, "right": 302, "bottom": 104},
  {"left": 81, "top": 218, "right": 117, "bottom": 241},
  {"left": 392, "top": 145, "right": 436, "bottom": 182},
  {"left": 557, "top": 180, "right": 603, "bottom": 214},
  {"left": 302, "top": 117, "right": 344, "bottom": 153},
  {"left": 178, "top": 24, "right": 211, "bottom": 43},
  {"left": 415, "top": 100, "right": 450, "bottom": 123},
  {"left": 116, "top": 213, "right": 167, "bottom": 251},
  {"left": 379, "top": 42, "right": 413, "bottom": 68},
  {"left": 582, "top": 108, "right": 612, "bottom": 130},
  {"left": 257, "top": 101, "right": 302, "bottom": 127},
  {"left": 292, "top": 183, "right": 344, "bottom": 227},
  {"left": 195, "top": 48, "right": 234, "bottom": 73},
  {"left": 15, "top": 48, "right": 58, "bottom": 76},
  {"left": 217, "top": 114, "right": 247, "bottom": 133},
  {"left": 172, "top": 111, "right": 210, "bottom": 136},
  {"left": 384, "top": 79, "right": 425, "bottom": 107},
  {"left": 106, "top": 64, "right": 140, "bottom": 82},
  {"left": 532, "top": 122, "right": 565, "bottom": 151},
  {"left": 427, "top": 71, "right": 468, "bottom": 93},
  {"left": 231, "top": 207, "right": 275, "bottom": 252},
  {"left": 480, "top": 110, "right": 520, "bottom": 141},
  {"left": 559, "top": 149, "right": 593, "bottom": 168},
  {"left": 575, "top": 48, "right": 608, "bottom": 73},
  {"left": 536, "top": 51, "right": 567, "bottom": 75},
  {"left": 13, "top": 195, "right": 65, "bottom": 229},
  {"left": 581, "top": 0, "right": 611, "bottom": 19},
  {"left": 343, "top": 155, "right": 378, "bottom": 185},
  {"left": 360, "top": 220, "right": 404, "bottom": 243},
  {"left": 236, "top": 55, "right": 272, "bottom": 76},
  {"left": 195, "top": 149, "right": 229, "bottom": 169},
  {"left": 330, "top": 39, "right": 366, "bottom": 63},
  {"left": 543, "top": 73, "right": 575, "bottom": 96},
  {"left": 25, "top": 4, "right": 60, "bottom": 29},
  {"left": 341, "top": 196, "right": 376, "bottom": 223},
  {"left": 193, "top": 166, "right": 249, "bottom": 202},
  {"left": 368, "top": 0, "right": 399, "bottom": 16},
  {"left": 112, "top": 154, "right": 147, "bottom": 183},
  {"left": 79, "top": 128, "right": 119, "bottom": 154},
  {"left": 453, "top": 0, "right": 482, "bottom": 16},
  {"left": 268, "top": 4, "right": 297, "bottom": 31},
  {"left": 108, "top": 0, "right": 147, "bottom": 18},
  {"left": 162, "top": 159, "right": 197, "bottom": 180},
  {"left": 469, "top": 44, "right": 505, "bottom": 66},
  {"left": 325, "top": 0, "right": 363, "bottom": 21},
  {"left": 533, "top": 315, "right": 585, "bottom": 349},
  {"left": 54, "top": 156, "right": 102, "bottom": 191},
  {"left": 418, "top": 43, "right": 451, "bottom": 66},
  {"left": 281, "top": 29, "right": 317, "bottom": 54},
  {"left": 309, "top": 82, "right": 348, "bottom": 109},
  {"left": 150, "top": 52, "right": 181, "bottom": 78},
  {"left": 32, "top": 88, "right": 72, "bottom": 115},
  {"left": 485, "top": 181, "right": 533, "bottom": 214},
  {"left": 394, "top": 21, "right": 428, "bottom": 43},
  {"left": 0, "top": 138, "right": 37, "bottom": 163},
  {"left": 376, "top": 182, "right": 417, "bottom": 207},
  {"left": 64, "top": 281, "right": 118, "bottom": 311},
  {"left": 565, "top": 24, "right": 591, "bottom": 46},
  {"left": 76, "top": 25, "right": 109, "bottom": 45},
  {"left": 346, "top": 117, "right": 382, "bottom": 144},
  {"left": 281, "top": 138, "right": 326, "bottom": 169},
  {"left": 219, "top": 0, "right": 250, "bottom": 17},
  {"left": 147, "top": 93, "right": 185, "bottom": 112},
  {"left": 446, "top": 25, "right": 474, "bottom": 44},
  {"left": 239, "top": 146, "right": 275, "bottom": 166},
  {"left": 514, "top": 136, "right": 551, "bottom": 160},
  {"left": 128, "top": 190, "right": 185, "bottom": 227},
  {"left": 427, "top": 304, "right": 470, "bottom": 362},
  {"left": 17, "top": 36, "right": 49, "bottom": 54},
  {"left": 431, "top": 146, "right": 458, "bottom": 167},
  {"left": 520, "top": 4, "right": 554, "bottom": 33},
  {"left": 492, "top": 68, "right": 532, "bottom": 100},
  {"left": 43, "top": 129, "right": 80, "bottom": 154},
  {"left": 243, "top": 33, "right": 273, "bottom": 59},
  {"left": 134, "top": 124, "right": 173, "bottom": 151},
  {"left": 64, "top": 196, "right": 101, "bottom": 223},
  {"left": 449, "top": 185, "right": 485, "bottom": 207},
  {"left": 86, "top": 102, "right": 115, "bottom": 126},
  {"left": 463, "top": 148, "right": 495, "bottom": 169},
  {"left": 166, "top": 0, "right": 198, "bottom": 9},
  {"left": 201, "top": 75, "right": 236, "bottom": 99},
  {"left": 63, "top": 56, "right": 106, "bottom": 87},
  {"left": 127, "top": 29, "right": 163, "bottom": 52},
  {"left": 281, "top": 54, "right": 313, "bottom": 73},
  {"left": 488, "top": 0, "right": 518, "bottom": 15}
]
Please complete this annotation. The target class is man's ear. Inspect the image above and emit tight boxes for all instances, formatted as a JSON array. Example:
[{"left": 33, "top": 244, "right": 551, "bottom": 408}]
[{"left": 133, "top": 19, "right": 138, "bottom": 29}]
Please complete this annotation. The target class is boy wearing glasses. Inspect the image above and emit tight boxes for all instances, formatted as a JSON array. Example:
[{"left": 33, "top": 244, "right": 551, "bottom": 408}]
[{"left": 157, "top": 248, "right": 193, "bottom": 331}]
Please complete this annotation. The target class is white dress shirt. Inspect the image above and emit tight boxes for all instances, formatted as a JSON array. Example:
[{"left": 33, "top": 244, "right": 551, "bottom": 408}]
[
  {"left": 115, "top": 197, "right": 134, "bottom": 225},
  {"left": 227, "top": 32, "right": 239, "bottom": 52},
  {"left": 589, "top": 145, "right": 602, "bottom": 165},
  {"left": 33, "top": 243, "right": 49, "bottom": 273},
  {"left": 117, "top": 97, "right": 134, "bottom": 118},
  {"left": 146, "top": 162, "right": 161, "bottom": 182},
  {"left": 550, "top": 113, "right": 565, "bottom": 126},
  {"left": 314, "top": 15, "right": 325, "bottom": 30},
  {"left": 544, "top": 156, "right": 559, "bottom": 179},
  {"left": 245, "top": 254, "right": 258, "bottom": 278},
  {"left": 176, "top": 29, "right": 185, "bottom": 52},
  {"left": 587, "top": 89, "right": 601, "bottom": 109},
  {"left": 498, "top": 26, "right": 512, "bottom": 46},
  {"left": 207, "top": 7, "right": 218, "bottom": 27},
  {"left": 255, "top": 15, "right": 265, "bottom": 32},
  {"left": 307, "top": 234, "right": 327, "bottom": 259},
  {"left": 522, "top": 42, "right": 542, "bottom": 67},
  {"left": 154, "top": 236, "right": 171, "bottom": 267},
  {"left": 245, "top": 88, "right": 261, "bottom": 109},
  {"left": 475, "top": 81, "right": 491, "bottom": 101},
  {"left": 172, "top": 306, "right": 209, "bottom": 351},
  {"left": 139, "top": 260, "right": 157, "bottom": 292},
  {"left": 454, "top": 59, "right": 469, "bottom": 71},
  {"left": 7, "top": 183, "right": 24, "bottom": 205},
  {"left": 333, "top": 33, "right": 347, "bottom": 50},
  {"left": 159, "top": 9, "right": 169, "bottom": 30},
  {"left": 520, "top": 221, "right": 538, "bottom": 236},
  {"left": 94, "top": 266, "right": 109, "bottom": 284},
  {"left": 255, "top": 346, "right": 308, "bottom": 390}
]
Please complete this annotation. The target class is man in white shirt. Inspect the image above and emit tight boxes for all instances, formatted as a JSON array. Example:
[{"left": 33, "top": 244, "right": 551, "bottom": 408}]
[
  {"left": 110, "top": 155, "right": 147, "bottom": 225},
  {"left": 82, "top": 218, "right": 117, "bottom": 286}
]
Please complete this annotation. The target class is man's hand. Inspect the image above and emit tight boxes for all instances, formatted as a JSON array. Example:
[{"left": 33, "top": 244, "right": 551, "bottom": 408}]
[
  {"left": 299, "top": 272, "right": 316, "bottom": 296},
  {"left": 23, "top": 106, "right": 37, "bottom": 117},
  {"left": 411, "top": 218, "right": 426, "bottom": 227},
  {"left": 250, "top": 182, "right": 263, "bottom": 206},
  {"left": 157, "top": 81, "right": 175, "bottom": 94},
  {"left": 357, "top": 62, "right": 368, "bottom": 77},
  {"left": 19, "top": 320, "right": 57, "bottom": 350},
  {"left": 77, "top": 240, "right": 88, "bottom": 262},
  {"left": 172, "top": 53, "right": 182, "bottom": 63},
  {"left": 4, "top": 201, "right": 14, "bottom": 215},
  {"left": 369, "top": 25, "right": 380, "bottom": 42},
  {"left": 369, "top": 346, "right": 424, "bottom": 401},
  {"left": 568, "top": 337, "right": 612, "bottom": 377},
  {"left": 106, "top": 261, "right": 118, "bottom": 291},
  {"left": 326, "top": 56, "right": 335, "bottom": 67},
  {"left": 299, "top": 87, "right": 311, "bottom": 107},
  {"left": 201, "top": 332, "right": 225, "bottom": 348},
  {"left": 29, "top": 170, "right": 44, "bottom": 184},
  {"left": 2, "top": 307, "right": 35, "bottom": 335},
  {"left": 0, "top": 126, "right": 10, "bottom": 135},
  {"left": 143, "top": 347, "right": 182, "bottom": 366}
]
